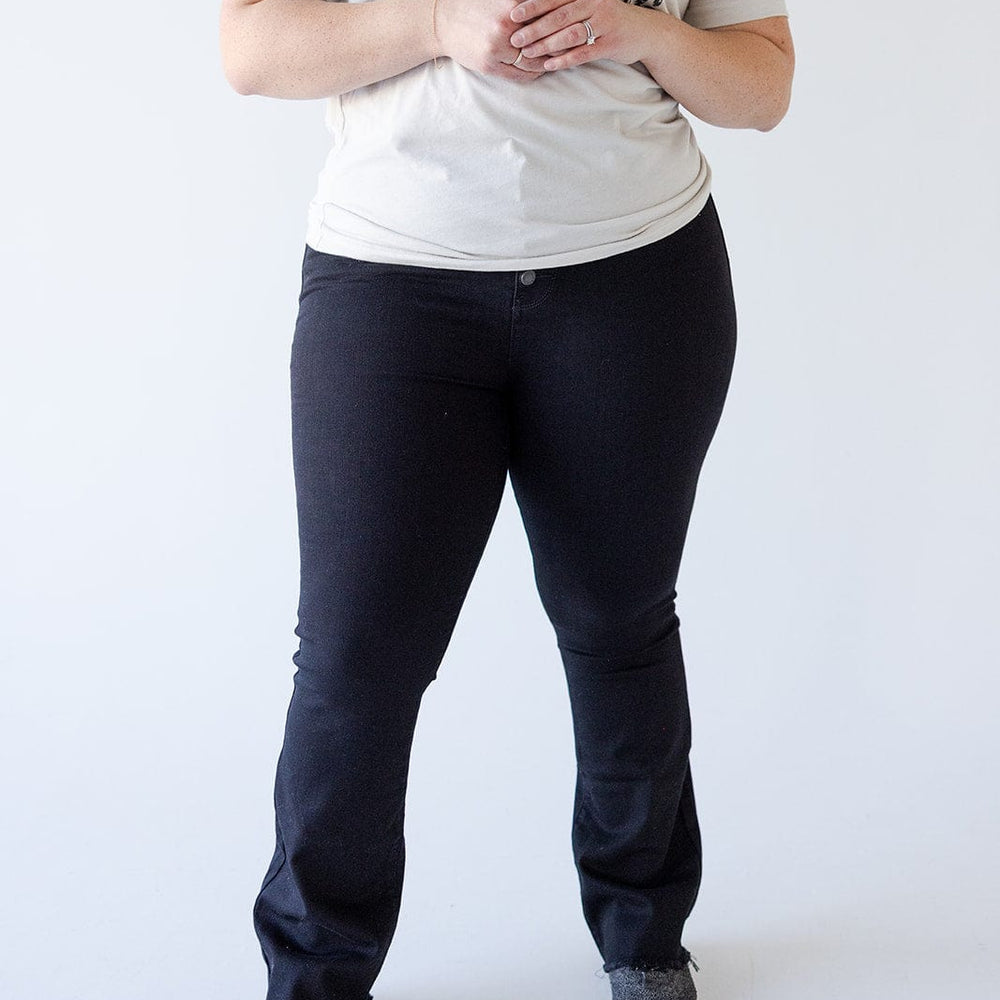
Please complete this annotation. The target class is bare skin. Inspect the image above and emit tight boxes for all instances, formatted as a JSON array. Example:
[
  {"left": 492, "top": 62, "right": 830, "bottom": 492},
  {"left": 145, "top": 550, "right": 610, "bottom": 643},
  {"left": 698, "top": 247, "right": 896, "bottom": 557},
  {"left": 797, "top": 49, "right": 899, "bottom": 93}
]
[
  {"left": 508, "top": 3, "right": 794, "bottom": 131},
  {"left": 219, "top": 0, "right": 794, "bottom": 131},
  {"left": 219, "top": 0, "right": 545, "bottom": 96}
]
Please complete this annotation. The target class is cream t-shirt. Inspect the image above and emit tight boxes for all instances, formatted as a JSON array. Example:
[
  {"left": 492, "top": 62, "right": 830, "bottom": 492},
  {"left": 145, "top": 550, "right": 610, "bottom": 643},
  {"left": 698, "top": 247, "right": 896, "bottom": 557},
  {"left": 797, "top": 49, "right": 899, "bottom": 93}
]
[{"left": 304, "top": 0, "right": 789, "bottom": 270}]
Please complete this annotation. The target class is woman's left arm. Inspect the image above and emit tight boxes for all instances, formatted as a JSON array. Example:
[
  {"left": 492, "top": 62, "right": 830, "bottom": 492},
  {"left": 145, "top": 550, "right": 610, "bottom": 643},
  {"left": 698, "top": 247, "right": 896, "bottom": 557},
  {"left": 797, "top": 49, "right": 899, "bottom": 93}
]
[{"left": 508, "top": 5, "right": 794, "bottom": 132}]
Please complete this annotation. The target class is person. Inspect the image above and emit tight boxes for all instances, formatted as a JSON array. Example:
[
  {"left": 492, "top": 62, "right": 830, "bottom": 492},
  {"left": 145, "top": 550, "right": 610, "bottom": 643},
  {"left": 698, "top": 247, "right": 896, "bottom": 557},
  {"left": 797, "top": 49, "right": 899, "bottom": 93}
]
[{"left": 219, "top": 1, "right": 794, "bottom": 998}]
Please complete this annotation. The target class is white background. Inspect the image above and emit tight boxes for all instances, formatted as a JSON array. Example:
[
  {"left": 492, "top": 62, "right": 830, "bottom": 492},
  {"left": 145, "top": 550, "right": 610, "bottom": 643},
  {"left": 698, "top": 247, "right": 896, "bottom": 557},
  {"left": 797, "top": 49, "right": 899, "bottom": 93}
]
[{"left": 2, "top": 3, "right": 997, "bottom": 999}]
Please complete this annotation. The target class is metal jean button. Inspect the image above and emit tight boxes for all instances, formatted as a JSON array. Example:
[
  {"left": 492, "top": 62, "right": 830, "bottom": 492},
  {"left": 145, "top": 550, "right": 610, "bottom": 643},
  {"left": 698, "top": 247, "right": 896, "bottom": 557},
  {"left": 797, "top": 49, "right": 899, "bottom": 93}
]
[{"left": 519, "top": 270, "right": 536, "bottom": 286}]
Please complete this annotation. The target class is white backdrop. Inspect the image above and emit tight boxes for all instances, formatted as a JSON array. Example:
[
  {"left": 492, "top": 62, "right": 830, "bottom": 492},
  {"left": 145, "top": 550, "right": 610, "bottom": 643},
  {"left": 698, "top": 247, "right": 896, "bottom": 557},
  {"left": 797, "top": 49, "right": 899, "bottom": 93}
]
[{"left": 2, "top": 3, "right": 997, "bottom": 999}]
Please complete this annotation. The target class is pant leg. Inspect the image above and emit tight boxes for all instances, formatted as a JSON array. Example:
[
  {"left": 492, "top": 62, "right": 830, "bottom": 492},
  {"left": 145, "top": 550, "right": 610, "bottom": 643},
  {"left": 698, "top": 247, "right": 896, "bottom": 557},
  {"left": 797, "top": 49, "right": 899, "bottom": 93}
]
[
  {"left": 505, "top": 197, "right": 738, "bottom": 972},
  {"left": 252, "top": 248, "right": 512, "bottom": 1000}
]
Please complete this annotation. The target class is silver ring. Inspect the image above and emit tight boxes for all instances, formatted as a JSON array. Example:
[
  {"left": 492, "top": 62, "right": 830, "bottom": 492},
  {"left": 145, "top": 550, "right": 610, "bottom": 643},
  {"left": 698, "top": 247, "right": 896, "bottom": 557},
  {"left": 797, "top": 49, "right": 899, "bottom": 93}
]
[
  {"left": 512, "top": 49, "right": 525, "bottom": 67},
  {"left": 583, "top": 19, "right": 596, "bottom": 44}
]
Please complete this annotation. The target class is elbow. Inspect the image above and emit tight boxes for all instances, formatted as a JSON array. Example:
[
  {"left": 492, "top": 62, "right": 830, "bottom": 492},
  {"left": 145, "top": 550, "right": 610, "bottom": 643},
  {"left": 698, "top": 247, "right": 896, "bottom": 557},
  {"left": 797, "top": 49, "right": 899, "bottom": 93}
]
[
  {"left": 755, "top": 43, "right": 794, "bottom": 131},
  {"left": 220, "top": 43, "right": 264, "bottom": 96},
  {"left": 219, "top": 3, "right": 264, "bottom": 96},
  {"left": 755, "top": 76, "right": 793, "bottom": 132},
  {"left": 225, "top": 65, "right": 260, "bottom": 96},
  {"left": 755, "top": 99, "right": 789, "bottom": 132}
]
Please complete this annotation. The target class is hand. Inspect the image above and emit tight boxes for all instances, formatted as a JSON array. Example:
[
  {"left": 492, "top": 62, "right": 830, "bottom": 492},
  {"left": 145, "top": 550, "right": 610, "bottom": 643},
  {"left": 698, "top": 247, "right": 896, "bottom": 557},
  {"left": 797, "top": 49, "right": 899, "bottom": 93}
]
[
  {"left": 433, "top": 0, "right": 552, "bottom": 81},
  {"left": 507, "top": 0, "right": 652, "bottom": 71}
]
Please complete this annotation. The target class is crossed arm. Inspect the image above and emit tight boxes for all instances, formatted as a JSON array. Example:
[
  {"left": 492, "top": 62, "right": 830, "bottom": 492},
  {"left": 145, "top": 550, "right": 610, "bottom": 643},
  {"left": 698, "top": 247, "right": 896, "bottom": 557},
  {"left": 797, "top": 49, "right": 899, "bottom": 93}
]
[{"left": 219, "top": 0, "right": 794, "bottom": 131}]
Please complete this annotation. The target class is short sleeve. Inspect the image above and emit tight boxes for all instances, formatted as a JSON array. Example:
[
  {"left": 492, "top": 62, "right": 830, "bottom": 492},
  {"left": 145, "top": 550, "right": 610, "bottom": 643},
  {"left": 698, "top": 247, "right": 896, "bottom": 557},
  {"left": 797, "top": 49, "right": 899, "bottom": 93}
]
[{"left": 683, "top": 0, "right": 789, "bottom": 29}]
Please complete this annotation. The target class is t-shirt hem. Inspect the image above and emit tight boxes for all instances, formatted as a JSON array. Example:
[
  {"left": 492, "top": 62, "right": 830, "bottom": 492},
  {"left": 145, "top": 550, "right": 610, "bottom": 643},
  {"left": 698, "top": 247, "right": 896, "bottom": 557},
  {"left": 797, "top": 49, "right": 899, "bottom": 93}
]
[{"left": 304, "top": 185, "right": 714, "bottom": 272}]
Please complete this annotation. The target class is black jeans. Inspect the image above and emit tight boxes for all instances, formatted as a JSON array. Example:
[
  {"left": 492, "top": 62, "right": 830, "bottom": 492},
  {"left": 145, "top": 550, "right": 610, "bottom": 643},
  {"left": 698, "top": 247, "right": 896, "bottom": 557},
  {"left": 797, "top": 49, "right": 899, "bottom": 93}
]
[{"left": 252, "top": 196, "right": 737, "bottom": 1000}]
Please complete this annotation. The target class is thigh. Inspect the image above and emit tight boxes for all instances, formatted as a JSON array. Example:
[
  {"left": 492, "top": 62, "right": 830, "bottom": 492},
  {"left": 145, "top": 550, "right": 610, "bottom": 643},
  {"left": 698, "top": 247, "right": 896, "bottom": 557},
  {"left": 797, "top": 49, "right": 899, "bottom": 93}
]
[
  {"left": 507, "top": 198, "right": 738, "bottom": 648},
  {"left": 289, "top": 247, "right": 511, "bottom": 685}
]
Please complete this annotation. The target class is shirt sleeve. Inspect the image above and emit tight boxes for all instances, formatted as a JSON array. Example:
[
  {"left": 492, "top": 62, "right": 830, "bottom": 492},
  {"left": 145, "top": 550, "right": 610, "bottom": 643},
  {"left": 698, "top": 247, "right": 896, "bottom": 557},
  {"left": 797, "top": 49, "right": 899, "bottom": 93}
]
[{"left": 683, "top": 0, "right": 789, "bottom": 29}]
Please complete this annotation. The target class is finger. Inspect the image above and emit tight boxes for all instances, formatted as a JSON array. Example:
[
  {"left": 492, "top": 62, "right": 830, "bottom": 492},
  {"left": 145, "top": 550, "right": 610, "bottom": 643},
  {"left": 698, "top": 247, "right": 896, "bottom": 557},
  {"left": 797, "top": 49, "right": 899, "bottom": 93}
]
[
  {"left": 509, "top": 0, "right": 589, "bottom": 50},
  {"left": 510, "top": 0, "right": 571, "bottom": 25},
  {"left": 520, "top": 21, "right": 593, "bottom": 58},
  {"left": 510, "top": 51, "right": 551, "bottom": 73},
  {"left": 492, "top": 61, "right": 547, "bottom": 82},
  {"left": 540, "top": 43, "right": 602, "bottom": 71},
  {"left": 509, "top": 72, "right": 546, "bottom": 82}
]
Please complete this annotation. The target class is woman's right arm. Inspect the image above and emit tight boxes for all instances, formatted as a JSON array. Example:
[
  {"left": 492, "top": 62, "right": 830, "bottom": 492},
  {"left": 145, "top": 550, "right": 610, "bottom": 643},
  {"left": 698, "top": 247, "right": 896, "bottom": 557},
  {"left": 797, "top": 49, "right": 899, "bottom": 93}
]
[{"left": 219, "top": 0, "right": 548, "bottom": 98}]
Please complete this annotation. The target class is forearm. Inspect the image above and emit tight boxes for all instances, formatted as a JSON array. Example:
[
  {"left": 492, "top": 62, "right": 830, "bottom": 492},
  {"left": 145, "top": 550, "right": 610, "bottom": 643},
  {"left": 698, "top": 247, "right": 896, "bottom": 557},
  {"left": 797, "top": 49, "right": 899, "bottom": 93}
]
[
  {"left": 632, "top": 12, "right": 793, "bottom": 131},
  {"left": 508, "top": 0, "right": 794, "bottom": 131},
  {"left": 219, "top": 0, "right": 438, "bottom": 99}
]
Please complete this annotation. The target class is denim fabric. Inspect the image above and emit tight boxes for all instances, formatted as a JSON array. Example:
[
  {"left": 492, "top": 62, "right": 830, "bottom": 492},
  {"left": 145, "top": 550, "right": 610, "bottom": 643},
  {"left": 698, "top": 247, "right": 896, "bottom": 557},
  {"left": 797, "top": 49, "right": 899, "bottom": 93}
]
[{"left": 252, "top": 195, "right": 737, "bottom": 1000}]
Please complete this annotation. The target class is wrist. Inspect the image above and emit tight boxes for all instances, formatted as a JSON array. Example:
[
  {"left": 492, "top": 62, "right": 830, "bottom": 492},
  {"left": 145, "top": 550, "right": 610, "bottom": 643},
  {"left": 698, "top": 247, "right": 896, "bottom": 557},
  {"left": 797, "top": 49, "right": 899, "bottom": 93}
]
[
  {"left": 627, "top": 5, "right": 682, "bottom": 66},
  {"left": 407, "top": 0, "right": 444, "bottom": 63},
  {"left": 429, "top": 0, "right": 442, "bottom": 57}
]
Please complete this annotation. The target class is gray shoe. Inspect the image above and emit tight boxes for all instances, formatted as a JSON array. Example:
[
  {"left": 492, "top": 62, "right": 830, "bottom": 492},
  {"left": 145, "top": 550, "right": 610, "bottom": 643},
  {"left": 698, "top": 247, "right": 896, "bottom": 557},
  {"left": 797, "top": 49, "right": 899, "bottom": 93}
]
[{"left": 607, "top": 953, "right": 699, "bottom": 1000}]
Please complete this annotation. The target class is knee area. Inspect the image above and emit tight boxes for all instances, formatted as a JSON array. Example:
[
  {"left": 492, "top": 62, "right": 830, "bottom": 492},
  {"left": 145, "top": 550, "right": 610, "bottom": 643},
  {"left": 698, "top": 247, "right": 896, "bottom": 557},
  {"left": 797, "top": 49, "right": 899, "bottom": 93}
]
[
  {"left": 549, "top": 599, "right": 681, "bottom": 665},
  {"left": 291, "top": 632, "right": 436, "bottom": 703},
  {"left": 535, "top": 576, "right": 679, "bottom": 655}
]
